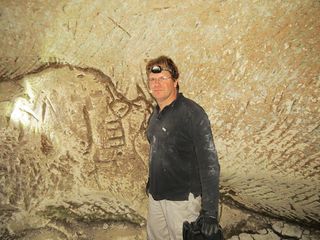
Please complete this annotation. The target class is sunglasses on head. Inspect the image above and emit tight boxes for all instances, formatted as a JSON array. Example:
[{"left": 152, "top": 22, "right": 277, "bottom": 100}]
[{"left": 150, "top": 65, "right": 172, "bottom": 74}]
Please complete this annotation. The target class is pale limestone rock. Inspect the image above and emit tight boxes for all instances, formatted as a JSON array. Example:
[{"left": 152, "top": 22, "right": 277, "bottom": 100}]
[
  {"left": 301, "top": 231, "right": 320, "bottom": 240},
  {"left": 271, "top": 221, "right": 284, "bottom": 235},
  {"left": 228, "top": 236, "right": 240, "bottom": 240},
  {"left": 281, "top": 223, "right": 303, "bottom": 238},
  {"left": 272, "top": 221, "right": 304, "bottom": 238},
  {"left": 237, "top": 233, "right": 254, "bottom": 240},
  {"left": 0, "top": 66, "right": 149, "bottom": 237},
  {"left": 257, "top": 229, "right": 268, "bottom": 235},
  {"left": 248, "top": 230, "right": 281, "bottom": 240}
]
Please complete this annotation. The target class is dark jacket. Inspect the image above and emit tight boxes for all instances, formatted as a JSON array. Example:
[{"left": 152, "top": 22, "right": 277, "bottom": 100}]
[{"left": 146, "top": 93, "right": 220, "bottom": 217}]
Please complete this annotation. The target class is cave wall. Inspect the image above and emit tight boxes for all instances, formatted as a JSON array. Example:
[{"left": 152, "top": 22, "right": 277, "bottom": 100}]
[{"left": 0, "top": 0, "right": 319, "bottom": 238}]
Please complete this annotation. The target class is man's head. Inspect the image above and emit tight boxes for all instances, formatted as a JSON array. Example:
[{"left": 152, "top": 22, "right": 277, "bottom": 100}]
[
  {"left": 145, "top": 56, "right": 180, "bottom": 109},
  {"left": 146, "top": 55, "right": 179, "bottom": 81}
]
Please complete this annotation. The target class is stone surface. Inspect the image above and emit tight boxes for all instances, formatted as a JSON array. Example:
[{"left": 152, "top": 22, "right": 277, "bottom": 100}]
[
  {"left": 0, "top": 0, "right": 319, "bottom": 239},
  {"left": 224, "top": 218, "right": 320, "bottom": 240},
  {"left": 272, "top": 221, "right": 304, "bottom": 238},
  {"left": 0, "top": 66, "right": 150, "bottom": 236},
  {"left": 252, "top": 230, "right": 281, "bottom": 240}
]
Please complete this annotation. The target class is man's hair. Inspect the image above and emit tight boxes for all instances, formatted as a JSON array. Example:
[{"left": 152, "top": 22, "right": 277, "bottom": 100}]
[{"left": 146, "top": 55, "right": 179, "bottom": 80}]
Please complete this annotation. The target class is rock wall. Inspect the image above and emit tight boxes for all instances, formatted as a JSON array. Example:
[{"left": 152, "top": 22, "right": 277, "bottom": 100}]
[{"left": 0, "top": 0, "right": 319, "bottom": 239}]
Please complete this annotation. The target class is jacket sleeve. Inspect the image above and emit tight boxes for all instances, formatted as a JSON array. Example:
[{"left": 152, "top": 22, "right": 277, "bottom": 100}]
[{"left": 191, "top": 109, "right": 220, "bottom": 218}]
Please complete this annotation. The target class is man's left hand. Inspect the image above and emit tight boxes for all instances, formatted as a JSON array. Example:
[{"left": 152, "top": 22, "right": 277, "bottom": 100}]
[{"left": 200, "top": 215, "right": 219, "bottom": 239}]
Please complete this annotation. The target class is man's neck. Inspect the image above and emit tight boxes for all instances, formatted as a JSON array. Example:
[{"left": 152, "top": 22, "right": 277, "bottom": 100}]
[{"left": 158, "top": 92, "right": 178, "bottom": 111}]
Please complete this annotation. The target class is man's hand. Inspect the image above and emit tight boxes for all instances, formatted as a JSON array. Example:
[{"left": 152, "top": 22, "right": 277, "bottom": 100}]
[{"left": 199, "top": 214, "right": 219, "bottom": 239}]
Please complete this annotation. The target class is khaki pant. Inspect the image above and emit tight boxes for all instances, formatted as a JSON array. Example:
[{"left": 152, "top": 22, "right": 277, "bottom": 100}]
[{"left": 147, "top": 193, "right": 201, "bottom": 240}]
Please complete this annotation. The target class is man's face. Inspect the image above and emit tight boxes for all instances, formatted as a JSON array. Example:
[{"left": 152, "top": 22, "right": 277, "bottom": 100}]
[{"left": 148, "top": 68, "right": 178, "bottom": 105}]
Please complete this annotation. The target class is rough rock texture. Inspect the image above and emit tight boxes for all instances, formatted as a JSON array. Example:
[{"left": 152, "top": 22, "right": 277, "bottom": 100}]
[
  {"left": 0, "top": 66, "right": 150, "bottom": 236},
  {"left": 0, "top": 0, "right": 319, "bottom": 239}
]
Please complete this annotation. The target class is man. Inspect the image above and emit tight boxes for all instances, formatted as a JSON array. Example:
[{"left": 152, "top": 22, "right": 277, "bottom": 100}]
[{"left": 145, "top": 55, "right": 220, "bottom": 240}]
